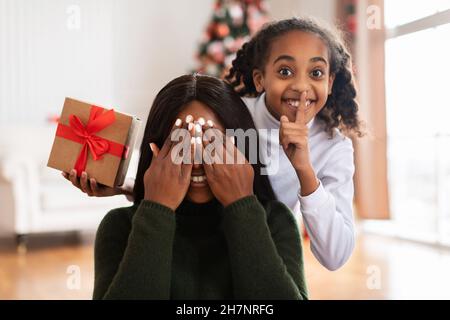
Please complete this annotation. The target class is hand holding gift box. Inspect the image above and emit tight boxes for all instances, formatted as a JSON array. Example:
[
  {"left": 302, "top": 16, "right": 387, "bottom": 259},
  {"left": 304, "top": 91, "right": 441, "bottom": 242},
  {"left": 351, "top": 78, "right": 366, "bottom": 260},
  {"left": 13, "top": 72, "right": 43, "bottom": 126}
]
[{"left": 47, "top": 97, "right": 141, "bottom": 188}]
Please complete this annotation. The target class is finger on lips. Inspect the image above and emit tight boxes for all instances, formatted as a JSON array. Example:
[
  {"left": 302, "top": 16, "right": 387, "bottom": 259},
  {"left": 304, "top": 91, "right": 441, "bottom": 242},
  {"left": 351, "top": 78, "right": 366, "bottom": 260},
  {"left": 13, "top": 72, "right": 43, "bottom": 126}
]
[
  {"left": 280, "top": 115, "right": 290, "bottom": 123},
  {"left": 295, "top": 91, "right": 308, "bottom": 124}
]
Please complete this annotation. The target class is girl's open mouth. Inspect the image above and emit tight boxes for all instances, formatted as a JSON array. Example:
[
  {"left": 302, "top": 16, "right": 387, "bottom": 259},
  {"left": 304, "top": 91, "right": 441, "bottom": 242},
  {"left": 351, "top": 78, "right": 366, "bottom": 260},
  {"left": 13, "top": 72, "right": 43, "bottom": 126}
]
[{"left": 282, "top": 98, "right": 315, "bottom": 111}]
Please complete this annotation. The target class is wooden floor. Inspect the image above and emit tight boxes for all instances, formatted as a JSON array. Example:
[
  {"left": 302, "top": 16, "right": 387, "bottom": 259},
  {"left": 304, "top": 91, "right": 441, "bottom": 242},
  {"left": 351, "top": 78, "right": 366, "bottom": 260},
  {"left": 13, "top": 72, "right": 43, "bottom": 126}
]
[{"left": 1, "top": 231, "right": 450, "bottom": 300}]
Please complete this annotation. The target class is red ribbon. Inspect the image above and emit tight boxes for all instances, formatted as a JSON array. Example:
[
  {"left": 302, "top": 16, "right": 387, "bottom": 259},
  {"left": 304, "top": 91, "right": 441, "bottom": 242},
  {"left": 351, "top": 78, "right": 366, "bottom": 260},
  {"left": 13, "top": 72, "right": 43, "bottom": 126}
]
[{"left": 56, "top": 105, "right": 126, "bottom": 177}]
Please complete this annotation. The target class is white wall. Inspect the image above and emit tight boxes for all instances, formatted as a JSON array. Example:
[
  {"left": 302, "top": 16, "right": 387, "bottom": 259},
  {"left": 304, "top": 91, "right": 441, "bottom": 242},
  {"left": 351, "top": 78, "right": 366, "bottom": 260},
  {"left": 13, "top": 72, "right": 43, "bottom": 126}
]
[
  {"left": 268, "top": 0, "right": 336, "bottom": 23},
  {"left": 0, "top": 0, "right": 214, "bottom": 125},
  {"left": 111, "top": 0, "right": 214, "bottom": 120}
]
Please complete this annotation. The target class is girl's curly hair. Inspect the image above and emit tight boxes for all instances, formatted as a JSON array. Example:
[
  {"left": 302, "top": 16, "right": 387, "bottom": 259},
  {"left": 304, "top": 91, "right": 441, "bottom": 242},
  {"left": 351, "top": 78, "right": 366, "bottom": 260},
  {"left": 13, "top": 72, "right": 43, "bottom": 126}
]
[{"left": 225, "top": 17, "right": 363, "bottom": 138}]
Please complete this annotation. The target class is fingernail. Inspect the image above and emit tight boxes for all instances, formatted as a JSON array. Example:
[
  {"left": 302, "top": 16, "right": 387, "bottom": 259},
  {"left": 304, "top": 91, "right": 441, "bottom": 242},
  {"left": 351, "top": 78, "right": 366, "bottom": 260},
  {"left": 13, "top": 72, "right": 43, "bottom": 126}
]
[
  {"left": 82, "top": 172, "right": 87, "bottom": 178},
  {"left": 231, "top": 136, "right": 235, "bottom": 144},
  {"left": 198, "top": 117, "right": 205, "bottom": 126},
  {"left": 190, "top": 137, "right": 196, "bottom": 144},
  {"left": 186, "top": 115, "right": 193, "bottom": 123},
  {"left": 188, "top": 123, "right": 194, "bottom": 131},
  {"left": 196, "top": 136, "right": 202, "bottom": 144},
  {"left": 90, "top": 179, "right": 96, "bottom": 185},
  {"left": 195, "top": 123, "right": 202, "bottom": 133},
  {"left": 70, "top": 169, "right": 76, "bottom": 175},
  {"left": 207, "top": 120, "right": 214, "bottom": 127},
  {"left": 175, "top": 118, "right": 182, "bottom": 127}
]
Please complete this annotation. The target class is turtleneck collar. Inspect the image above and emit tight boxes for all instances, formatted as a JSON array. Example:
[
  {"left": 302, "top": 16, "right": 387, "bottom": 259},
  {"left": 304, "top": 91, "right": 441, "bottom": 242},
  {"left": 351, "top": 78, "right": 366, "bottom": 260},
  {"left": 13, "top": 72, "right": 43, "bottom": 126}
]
[
  {"left": 176, "top": 198, "right": 221, "bottom": 215},
  {"left": 175, "top": 198, "right": 223, "bottom": 236}
]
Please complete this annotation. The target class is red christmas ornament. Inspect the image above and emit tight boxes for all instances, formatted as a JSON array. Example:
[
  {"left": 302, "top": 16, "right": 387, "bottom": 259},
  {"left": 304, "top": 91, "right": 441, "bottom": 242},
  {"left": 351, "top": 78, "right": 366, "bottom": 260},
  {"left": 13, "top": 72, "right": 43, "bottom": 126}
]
[
  {"left": 215, "top": 23, "right": 230, "bottom": 38},
  {"left": 346, "top": 15, "right": 357, "bottom": 34}
]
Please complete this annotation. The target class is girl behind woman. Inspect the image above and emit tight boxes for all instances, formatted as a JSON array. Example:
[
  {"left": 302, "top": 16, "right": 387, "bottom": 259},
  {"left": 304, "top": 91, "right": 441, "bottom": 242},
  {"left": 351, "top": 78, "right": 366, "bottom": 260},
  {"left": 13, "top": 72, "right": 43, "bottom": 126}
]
[{"left": 226, "top": 17, "right": 363, "bottom": 271}]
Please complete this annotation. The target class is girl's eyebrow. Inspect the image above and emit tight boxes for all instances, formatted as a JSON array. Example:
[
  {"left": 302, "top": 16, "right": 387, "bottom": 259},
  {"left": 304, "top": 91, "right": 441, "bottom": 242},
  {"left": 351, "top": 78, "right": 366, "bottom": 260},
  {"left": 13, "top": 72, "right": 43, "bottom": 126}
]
[
  {"left": 273, "top": 55, "right": 295, "bottom": 65},
  {"left": 310, "top": 56, "right": 328, "bottom": 65},
  {"left": 273, "top": 55, "right": 328, "bottom": 66}
]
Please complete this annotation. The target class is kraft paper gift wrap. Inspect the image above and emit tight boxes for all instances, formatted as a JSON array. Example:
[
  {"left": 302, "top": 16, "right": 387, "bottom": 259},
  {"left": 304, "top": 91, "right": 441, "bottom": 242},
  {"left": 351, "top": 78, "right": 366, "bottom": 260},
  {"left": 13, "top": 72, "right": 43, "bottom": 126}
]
[{"left": 47, "top": 97, "right": 141, "bottom": 187}]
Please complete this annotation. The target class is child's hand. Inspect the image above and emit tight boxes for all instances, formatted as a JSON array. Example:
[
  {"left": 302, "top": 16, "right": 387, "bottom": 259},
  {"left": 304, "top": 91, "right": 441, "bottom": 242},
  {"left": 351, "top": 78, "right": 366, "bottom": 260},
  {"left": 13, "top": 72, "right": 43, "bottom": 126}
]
[
  {"left": 279, "top": 91, "right": 312, "bottom": 172},
  {"left": 279, "top": 91, "right": 319, "bottom": 196},
  {"left": 62, "top": 170, "right": 129, "bottom": 197},
  {"left": 143, "top": 121, "right": 193, "bottom": 211},
  {"left": 202, "top": 129, "right": 254, "bottom": 207}
]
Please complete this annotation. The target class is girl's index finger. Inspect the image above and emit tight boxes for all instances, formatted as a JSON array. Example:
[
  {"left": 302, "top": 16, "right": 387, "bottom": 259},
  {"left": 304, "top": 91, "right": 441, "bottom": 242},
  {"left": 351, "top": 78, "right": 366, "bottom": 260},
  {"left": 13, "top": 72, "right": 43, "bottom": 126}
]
[{"left": 295, "top": 91, "right": 308, "bottom": 125}]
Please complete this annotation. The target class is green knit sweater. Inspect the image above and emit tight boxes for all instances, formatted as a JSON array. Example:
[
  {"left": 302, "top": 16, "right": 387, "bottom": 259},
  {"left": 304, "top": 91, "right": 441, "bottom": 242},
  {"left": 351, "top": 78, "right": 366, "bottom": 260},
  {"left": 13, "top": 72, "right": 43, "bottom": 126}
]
[{"left": 93, "top": 195, "right": 308, "bottom": 300}]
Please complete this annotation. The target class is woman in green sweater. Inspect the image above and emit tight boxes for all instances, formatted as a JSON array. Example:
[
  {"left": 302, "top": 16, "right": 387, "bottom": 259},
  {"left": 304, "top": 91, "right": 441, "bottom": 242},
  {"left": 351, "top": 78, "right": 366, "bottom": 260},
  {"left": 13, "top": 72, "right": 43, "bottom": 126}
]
[{"left": 93, "top": 74, "right": 308, "bottom": 300}]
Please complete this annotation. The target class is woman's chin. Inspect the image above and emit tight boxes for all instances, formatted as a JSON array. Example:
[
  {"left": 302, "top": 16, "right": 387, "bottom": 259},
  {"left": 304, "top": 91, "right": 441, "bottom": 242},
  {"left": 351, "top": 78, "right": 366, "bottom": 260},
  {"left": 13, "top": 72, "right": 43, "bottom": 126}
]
[{"left": 186, "top": 188, "right": 214, "bottom": 204}]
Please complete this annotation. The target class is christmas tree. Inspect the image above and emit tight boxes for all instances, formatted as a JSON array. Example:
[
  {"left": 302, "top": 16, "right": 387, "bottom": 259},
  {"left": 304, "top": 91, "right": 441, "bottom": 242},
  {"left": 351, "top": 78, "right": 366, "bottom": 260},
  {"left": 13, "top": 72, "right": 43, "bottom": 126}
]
[{"left": 194, "top": 0, "right": 269, "bottom": 78}]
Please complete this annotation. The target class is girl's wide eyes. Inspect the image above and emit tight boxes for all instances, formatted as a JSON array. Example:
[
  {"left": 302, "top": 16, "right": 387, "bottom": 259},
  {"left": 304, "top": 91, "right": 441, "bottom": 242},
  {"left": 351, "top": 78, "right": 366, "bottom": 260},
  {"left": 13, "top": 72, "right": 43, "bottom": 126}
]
[
  {"left": 278, "top": 67, "right": 325, "bottom": 78},
  {"left": 310, "top": 69, "right": 324, "bottom": 78},
  {"left": 278, "top": 67, "right": 293, "bottom": 77}
]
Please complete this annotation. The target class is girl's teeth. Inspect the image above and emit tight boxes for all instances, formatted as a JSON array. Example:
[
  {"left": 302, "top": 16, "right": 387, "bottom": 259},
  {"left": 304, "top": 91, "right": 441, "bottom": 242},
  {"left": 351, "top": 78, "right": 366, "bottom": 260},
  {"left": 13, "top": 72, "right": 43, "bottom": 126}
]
[
  {"left": 286, "top": 99, "right": 299, "bottom": 107},
  {"left": 285, "top": 99, "right": 314, "bottom": 108},
  {"left": 191, "top": 175, "right": 207, "bottom": 182}
]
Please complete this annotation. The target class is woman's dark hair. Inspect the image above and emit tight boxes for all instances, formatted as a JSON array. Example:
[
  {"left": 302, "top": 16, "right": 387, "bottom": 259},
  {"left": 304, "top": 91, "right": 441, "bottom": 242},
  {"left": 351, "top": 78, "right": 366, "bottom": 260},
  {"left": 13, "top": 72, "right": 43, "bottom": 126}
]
[
  {"left": 226, "top": 17, "right": 363, "bottom": 138},
  {"left": 133, "top": 74, "right": 277, "bottom": 206}
]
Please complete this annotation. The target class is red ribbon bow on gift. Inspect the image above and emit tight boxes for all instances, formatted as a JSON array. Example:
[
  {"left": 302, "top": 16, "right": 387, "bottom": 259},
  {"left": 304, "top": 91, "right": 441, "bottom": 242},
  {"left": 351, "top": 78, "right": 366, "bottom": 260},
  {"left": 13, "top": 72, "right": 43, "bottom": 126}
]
[{"left": 56, "top": 105, "right": 126, "bottom": 177}]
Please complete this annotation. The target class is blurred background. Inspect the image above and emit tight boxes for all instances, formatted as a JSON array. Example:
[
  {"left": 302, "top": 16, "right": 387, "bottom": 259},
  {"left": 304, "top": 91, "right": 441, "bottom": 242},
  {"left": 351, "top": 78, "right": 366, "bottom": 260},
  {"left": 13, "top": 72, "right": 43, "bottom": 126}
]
[{"left": 1, "top": 0, "right": 450, "bottom": 299}]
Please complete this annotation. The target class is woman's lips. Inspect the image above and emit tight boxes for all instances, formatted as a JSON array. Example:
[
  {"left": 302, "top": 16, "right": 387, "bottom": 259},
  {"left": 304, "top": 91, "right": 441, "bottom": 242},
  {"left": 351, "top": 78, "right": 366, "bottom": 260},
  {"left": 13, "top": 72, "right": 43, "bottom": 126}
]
[{"left": 190, "top": 175, "right": 207, "bottom": 187}]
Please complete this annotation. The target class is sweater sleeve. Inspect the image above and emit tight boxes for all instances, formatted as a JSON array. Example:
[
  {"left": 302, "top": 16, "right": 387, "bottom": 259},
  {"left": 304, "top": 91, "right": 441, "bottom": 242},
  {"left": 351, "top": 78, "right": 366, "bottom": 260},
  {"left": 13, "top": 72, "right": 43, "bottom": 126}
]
[
  {"left": 222, "top": 195, "right": 308, "bottom": 300},
  {"left": 298, "top": 139, "right": 355, "bottom": 271},
  {"left": 93, "top": 200, "right": 176, "bottom": 299}
]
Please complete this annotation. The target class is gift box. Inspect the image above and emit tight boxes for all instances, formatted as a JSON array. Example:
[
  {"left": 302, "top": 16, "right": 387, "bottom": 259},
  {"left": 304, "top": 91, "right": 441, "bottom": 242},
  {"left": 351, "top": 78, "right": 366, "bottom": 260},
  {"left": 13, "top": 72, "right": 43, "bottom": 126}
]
[{"left": 47, "top": 97, "right": 141, "bottom": 187}]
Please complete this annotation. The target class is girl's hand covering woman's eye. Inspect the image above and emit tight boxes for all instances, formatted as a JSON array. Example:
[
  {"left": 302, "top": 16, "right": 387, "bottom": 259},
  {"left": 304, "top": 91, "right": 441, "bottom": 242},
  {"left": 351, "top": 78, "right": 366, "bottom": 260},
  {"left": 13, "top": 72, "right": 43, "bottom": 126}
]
[
  {"left": 143, "top": 120, "right": 194, "bottom": 211},
  {"left": 202, "top": 128, "right": 254, "bottom": 207}
]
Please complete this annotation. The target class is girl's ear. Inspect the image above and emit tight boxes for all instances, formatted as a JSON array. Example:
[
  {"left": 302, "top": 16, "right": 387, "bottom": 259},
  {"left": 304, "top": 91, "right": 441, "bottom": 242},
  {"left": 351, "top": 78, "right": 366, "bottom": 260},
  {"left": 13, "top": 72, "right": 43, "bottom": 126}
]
[
  {"left": 328, "top": 74, "right": 335, "bottom": 95},
  {"left": 252, "top": 69, "right": 265, "bottom": 93}
]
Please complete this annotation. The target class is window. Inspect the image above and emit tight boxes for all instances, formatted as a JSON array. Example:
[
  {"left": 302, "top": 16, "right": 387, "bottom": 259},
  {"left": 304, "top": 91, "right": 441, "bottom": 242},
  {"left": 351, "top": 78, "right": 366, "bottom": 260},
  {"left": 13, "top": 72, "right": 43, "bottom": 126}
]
[
  {"left": 385, "top": 0, "right": 450, "bottom": 28},
  {"left": 383, "top": 1, "right": 450, "bottom": 244}
]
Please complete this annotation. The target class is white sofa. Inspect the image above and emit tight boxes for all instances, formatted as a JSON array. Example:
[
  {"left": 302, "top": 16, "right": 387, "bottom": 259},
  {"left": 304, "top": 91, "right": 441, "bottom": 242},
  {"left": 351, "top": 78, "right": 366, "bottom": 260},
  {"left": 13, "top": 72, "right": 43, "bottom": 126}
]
[{"left": 0, "top": 125, "right": 136, "bottom": 245}]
